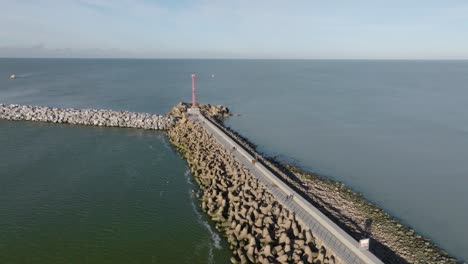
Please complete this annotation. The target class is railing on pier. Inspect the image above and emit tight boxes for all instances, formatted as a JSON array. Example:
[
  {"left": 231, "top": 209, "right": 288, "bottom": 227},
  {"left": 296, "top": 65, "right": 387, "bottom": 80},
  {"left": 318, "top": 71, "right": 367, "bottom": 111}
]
[{"left": 196, "top": 112, "right": 383, "bottom": 264}]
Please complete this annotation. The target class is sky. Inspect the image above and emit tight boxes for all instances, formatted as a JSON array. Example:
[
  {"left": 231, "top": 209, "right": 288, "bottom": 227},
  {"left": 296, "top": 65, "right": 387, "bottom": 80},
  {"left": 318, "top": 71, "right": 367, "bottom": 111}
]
[{"left": 1, "top": 0, "right": 468, "bottom": 59}]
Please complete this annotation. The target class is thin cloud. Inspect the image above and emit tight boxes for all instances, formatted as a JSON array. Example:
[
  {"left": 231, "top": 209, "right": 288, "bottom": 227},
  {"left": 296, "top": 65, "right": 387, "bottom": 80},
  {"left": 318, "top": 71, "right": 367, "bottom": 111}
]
[
  {"left": 76, "top": 0, "right": 169, "bottom": 16},
  {"left": 0, "top": 0, "right": 468, "bottom": 59}
]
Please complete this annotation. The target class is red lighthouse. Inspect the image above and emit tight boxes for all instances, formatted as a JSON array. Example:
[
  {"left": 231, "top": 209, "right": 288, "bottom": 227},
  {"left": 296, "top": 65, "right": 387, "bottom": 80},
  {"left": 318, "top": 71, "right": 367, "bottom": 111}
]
[
  {"left": 191, "top": 74, "right": 196, "bottom": 108},
  {"left": 188, "top": 74, "right": 200, "bottom": 116}
]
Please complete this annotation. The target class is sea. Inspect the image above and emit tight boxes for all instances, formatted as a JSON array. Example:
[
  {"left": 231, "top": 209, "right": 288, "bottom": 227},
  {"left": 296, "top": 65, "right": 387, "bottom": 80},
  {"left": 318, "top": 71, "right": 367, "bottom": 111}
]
[{"left": 0, "top": 58, "right": 467, "bottom": 262}]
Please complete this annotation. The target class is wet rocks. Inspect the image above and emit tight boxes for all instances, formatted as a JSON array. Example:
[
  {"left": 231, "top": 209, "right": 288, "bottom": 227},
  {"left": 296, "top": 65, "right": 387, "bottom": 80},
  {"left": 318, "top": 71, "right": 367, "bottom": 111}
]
[{"left": 0, "top": 103, "right": 174, "bottom": 130}]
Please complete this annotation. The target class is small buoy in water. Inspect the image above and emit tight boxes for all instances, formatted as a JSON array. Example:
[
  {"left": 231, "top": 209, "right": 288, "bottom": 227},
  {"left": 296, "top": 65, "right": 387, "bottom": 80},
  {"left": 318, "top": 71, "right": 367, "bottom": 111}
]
[
  {"left": 211, "top": 74, "right": 215, "bottom": 78},
  {"left": 9, "top": 74, "right": 16, "bottom": 79}
]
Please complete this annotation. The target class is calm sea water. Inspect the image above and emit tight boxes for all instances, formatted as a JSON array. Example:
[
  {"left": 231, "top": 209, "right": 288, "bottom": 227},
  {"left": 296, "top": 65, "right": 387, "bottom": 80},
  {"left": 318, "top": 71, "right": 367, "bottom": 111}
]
[
  {"left": 0, "top": 121, "right": 230, "bottom": 263},
  {"left": 0, "top": 59, "right": 467, "bottom": 261}
]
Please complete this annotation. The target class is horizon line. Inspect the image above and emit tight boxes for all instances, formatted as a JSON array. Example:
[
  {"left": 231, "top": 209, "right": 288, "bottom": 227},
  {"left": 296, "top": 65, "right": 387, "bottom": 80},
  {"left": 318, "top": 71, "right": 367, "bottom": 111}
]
[{"left": 1, "top": 57, "right": 468, "bottom": 61}]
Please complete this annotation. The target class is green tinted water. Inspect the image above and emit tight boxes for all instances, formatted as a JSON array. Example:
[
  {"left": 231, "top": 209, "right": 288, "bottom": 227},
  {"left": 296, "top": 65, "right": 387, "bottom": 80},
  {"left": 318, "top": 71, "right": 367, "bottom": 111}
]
[{"left": 0, "top": 120, "right": 230, "bottom": 263}]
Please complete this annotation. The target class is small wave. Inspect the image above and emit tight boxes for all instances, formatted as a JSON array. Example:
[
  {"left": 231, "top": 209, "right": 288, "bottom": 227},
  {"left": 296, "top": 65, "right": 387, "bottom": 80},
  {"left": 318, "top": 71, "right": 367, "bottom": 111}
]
[
  {"left": 194, "top": 207, "right": 222, "bottom": 261},
  {"left": 193, "top": 242, "right": 214, "bottom": 264},
  {"left": 188, "top": 185, "right": 222, "bottom": 250},
  {"left": 159, "top": 135, "right": 172, "bottom": 151},
  {"left": 14, "top": 72, "right": 39, "bottom": 79},
  {"left": 184, "top": 169, "right": 193, "bottom": 186},
  {"left": 207, "top": 243, "right": 214, "bottom": 264},
  {"left": 184, "top": 167, "right": 221, "bottom": 264}
]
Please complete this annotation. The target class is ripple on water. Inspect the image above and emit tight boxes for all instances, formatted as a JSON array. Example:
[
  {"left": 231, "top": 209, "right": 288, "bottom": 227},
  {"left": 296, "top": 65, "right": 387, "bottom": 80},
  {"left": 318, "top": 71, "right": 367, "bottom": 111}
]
[
  {"left": 184, "top": 168, "right": 224, "bottom": 264},
  {"left": 0, "top": 122, "right": 231, "bottom": 263}
]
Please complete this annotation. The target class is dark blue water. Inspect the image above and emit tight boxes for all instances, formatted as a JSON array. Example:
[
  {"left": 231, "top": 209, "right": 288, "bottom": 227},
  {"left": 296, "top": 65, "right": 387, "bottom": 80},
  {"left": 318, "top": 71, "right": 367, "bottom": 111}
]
[{"left": 1, "top": 59, "right": 467, "bottom": 261}]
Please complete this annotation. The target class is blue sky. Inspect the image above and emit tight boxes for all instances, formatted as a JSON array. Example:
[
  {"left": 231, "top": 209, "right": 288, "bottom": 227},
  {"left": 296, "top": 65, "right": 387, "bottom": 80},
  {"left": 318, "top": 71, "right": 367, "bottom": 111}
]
[{"left": 1, "top": 0, "right": 468, "bottom": 59}]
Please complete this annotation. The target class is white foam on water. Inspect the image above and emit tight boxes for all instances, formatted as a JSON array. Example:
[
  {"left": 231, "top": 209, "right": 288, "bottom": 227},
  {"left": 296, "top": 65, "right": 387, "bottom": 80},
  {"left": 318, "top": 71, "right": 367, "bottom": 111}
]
[
  {"left": 184, "top": 168, "right": 222, "bottom": 251},
  {"left": 207, "top": 243, "right": 214, "bottom": 264},
  {"left": 184, "top": 169, "right": 193, "bottom": 186},
  {"left": 190, "top": 197, "right": 222, "bottom": 250},
  {"left": 17, "top": 73, "right": 36, "bottom": 78},
  {"left": 193, "top": 203, "right": 220, "bottom": 264}
]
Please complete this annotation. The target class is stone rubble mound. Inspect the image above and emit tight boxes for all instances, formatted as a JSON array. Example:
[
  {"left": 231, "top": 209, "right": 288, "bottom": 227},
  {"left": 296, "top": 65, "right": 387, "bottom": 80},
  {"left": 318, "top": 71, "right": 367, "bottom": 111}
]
[
  {"left": 0, "top": 103, "right": 174, "bottom": 130},
  {"left": 169, "top": 102, "right": 230, "bottom": 119}
]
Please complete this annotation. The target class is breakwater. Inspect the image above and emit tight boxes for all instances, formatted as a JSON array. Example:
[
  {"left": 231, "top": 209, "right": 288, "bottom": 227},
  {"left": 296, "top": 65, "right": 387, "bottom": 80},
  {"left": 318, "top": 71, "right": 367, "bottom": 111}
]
[
  {"left": 1, "top": 101, "right": 458, "bottom": 263},
  {"left": 167, "top": 111, "right": 338, "bottom": 264},
  {"left": 0, "top": 104, "right": 174, "bottom": 130}
]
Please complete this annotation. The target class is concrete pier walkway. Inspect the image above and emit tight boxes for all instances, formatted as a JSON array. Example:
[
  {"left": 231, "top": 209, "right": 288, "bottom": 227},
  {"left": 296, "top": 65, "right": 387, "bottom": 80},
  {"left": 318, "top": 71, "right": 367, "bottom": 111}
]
[{"left": 192, "top": 109, "right": 383, "bottom": 264}]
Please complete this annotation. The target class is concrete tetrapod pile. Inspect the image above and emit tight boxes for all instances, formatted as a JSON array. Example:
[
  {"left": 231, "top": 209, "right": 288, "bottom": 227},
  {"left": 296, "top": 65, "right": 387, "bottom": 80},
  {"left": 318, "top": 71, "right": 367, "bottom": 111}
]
[
  {"left": 168, "top": 116, "right": 338, "bottom": 264},
  {"left": 0, "top": 104, "right": 173, "bottom": 130}
]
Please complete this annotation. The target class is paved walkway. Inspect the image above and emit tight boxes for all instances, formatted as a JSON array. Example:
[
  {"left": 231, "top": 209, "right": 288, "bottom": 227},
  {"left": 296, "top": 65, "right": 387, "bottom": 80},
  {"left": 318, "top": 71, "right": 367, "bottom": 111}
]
[{"left": 192, "top": 112, "right": 383, "bottom": 264}]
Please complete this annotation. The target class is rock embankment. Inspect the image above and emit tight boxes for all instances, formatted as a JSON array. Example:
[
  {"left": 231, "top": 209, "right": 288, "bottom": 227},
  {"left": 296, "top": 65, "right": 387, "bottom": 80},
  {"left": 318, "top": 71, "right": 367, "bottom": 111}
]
[
  {"left": 204, "top": 112, "right": 458, "bottom": 264},
  {"left": 171, "top": 102, "right": 231, "bottom": 119},
  {"left": 0, "top": 103, "right": 174, "bottom": 130},
  {"left": 167, "top": 112, "right": 337, "bottom": 263}
]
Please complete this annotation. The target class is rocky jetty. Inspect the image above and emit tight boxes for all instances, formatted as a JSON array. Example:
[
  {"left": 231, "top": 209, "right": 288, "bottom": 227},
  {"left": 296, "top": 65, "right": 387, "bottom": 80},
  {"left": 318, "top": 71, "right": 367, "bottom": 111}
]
[
  {"left": 204, "top": 112, "right": 458, "bottom": 264},
  {"left": 2, "top": 100, "right": 457, "bottom": 263},
  {"left": 0, "top": 104, "right": 174, "bottom": 130},
  {"left": 170, "top": 102, "right": 231, "bottom": 119},
  {"left": 167, "top": 107, "right": 338, "bottom": 264}
]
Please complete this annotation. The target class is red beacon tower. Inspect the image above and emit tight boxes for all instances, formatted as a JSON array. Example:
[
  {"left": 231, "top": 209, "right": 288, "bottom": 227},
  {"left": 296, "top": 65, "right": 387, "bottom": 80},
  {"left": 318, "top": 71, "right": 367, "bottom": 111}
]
[
  {"left": 188, "top": 74, "right": 200, "bottom": 115},
  {"left": 191, "top": 74, "right": 196, "bottom": 107}
]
